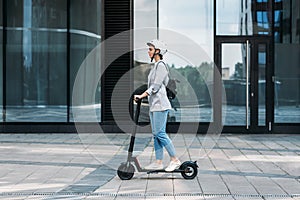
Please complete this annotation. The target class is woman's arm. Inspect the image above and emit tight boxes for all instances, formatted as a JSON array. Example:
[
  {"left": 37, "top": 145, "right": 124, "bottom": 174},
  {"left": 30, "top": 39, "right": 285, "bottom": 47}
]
[
  {"left": 134, "top": 91, "right": 149, "bottom": 101},
  {"left": 146, "top": 62, "right": 168, "bottom": 95}
]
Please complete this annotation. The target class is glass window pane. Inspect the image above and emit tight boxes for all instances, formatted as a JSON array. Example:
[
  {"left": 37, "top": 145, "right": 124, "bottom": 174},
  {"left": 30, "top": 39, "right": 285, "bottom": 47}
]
[
  {"left": 216, "top": 0, "right": 240, "bottom": 35},
  {"left": 159, "top": 0, "right": 214, "bottom": 122},
  {"left": 274, "top": 0, "right": 299, "bottom": 44},
  {"left": 274, "top": 0, "right": 300, "bottom": 123},
  {"left": 134, "top": 0, "right": 214, "bottom": 123},
  {"left": 0, "top": 0, "right": 2, "bottom": 121},
  {"left": 275, "top": 44, "right": 300, "bottom": 123},
  {"left": 133, "top": 0, "right": 157, "bottom": 123},
  {"left": 6, "top": 0, "right": 67, "bottom": 122},
  {"left": 258, "top": 44, "right": 266, "bottom": 126},
  {"left": 134, "top": 0, "right": 214, "bottom": 122},
  {"left": 222, "top": 43, "right": 248, "bottom": 126},
  {"left": 69, "top": 0, "right": 102, "bottom": 122},
  {"left": 217, "top": 0, "right": 271, "bottom": 35},
  {"left": 134, "top": 0, "right": 157, "bottom": 63}
]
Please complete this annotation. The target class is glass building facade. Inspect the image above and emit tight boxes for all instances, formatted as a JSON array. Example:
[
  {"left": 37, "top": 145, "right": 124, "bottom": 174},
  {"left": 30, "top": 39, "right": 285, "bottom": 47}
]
[
  {"left": 1, "top": 0, "right": 101, "bottom": 124},
  {"left": 0, "top": 0, "right": 299, "bottom": 133}
]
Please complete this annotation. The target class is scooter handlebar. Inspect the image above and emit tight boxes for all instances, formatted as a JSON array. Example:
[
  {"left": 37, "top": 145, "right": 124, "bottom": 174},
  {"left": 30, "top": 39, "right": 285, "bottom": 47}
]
[{"left": 134, "top": 95, "right": 142, "bottom": 101}]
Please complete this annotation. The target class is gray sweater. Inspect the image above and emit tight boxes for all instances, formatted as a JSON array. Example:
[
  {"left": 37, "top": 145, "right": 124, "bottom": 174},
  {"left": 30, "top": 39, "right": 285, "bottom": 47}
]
[{"left": 146, "top": 61, "right": 172, "bottom": 112}]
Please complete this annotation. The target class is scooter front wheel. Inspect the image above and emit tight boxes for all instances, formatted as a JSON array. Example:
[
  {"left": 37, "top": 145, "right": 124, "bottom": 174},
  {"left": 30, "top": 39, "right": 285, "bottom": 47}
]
[
  {"left": 117, "top": 163, "right": 135, "bottom": 180},
  {"left": 180, "top": 162, "right": 198, "bottom": 179}
]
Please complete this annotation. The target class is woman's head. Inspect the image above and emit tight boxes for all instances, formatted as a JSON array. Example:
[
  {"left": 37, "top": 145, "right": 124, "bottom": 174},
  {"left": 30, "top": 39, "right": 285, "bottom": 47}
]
[{"left": 147, "top": 39, "right": 167, "bottom": 61}]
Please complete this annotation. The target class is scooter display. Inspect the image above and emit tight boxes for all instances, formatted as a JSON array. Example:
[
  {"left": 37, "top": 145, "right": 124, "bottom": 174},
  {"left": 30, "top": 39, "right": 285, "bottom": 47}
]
[{"left": 117, "top": 97, "right": 198, "bottom": 180}]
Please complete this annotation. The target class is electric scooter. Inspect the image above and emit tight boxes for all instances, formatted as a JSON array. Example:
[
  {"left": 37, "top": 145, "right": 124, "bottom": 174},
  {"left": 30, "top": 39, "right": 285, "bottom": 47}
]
[{"left": 117, "top": 97, "right": 198, "bottom": 180}]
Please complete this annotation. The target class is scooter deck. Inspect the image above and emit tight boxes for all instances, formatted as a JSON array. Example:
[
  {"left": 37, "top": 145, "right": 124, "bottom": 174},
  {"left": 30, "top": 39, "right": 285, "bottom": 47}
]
[{"left": 141, "top": 169, "right": 185, "bottom": 174}]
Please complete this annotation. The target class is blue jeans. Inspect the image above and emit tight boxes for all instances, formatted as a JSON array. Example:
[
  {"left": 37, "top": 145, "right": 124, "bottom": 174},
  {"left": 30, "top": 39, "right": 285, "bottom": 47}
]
[{"left": 149, "top": 110, "right": 176, "bottom": 160}]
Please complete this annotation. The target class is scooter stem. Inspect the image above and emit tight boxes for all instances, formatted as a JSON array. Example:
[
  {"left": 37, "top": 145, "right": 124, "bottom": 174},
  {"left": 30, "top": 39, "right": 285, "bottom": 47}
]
[{"left": 127, "top": 98, "right": 142, "bottom": 159}]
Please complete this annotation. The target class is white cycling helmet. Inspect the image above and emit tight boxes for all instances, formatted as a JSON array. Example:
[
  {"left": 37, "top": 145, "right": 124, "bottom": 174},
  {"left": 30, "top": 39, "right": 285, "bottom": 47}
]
[{"left": 147, "top": 39, "right": 168, "bottom": 55}]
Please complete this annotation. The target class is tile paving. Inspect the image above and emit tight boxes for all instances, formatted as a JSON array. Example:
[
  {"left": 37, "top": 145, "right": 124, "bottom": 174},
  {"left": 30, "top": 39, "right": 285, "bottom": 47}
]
[{"left": 0, "top": 133, "right": 299, "bottom": 199}]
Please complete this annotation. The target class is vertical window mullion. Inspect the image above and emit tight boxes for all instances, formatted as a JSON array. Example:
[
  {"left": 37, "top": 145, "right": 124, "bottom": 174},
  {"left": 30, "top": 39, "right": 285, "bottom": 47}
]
[
  {"left": 67, "top": 0, "right": 70, "bottom": 122},
  {"left": 2, "top": 0, "right": 6, "bottom": 122}
]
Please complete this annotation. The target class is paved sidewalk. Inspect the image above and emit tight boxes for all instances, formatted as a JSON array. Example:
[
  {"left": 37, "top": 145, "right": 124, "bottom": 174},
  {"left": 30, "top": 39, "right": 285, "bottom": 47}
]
[{"left": 0, "top": 133, "right": 299, "bottom": 199}]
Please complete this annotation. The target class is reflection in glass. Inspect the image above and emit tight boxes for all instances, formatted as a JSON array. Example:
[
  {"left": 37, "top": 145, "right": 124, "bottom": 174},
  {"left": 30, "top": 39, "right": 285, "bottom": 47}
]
[
  {"left": 134, "top": 0, "right": 157, "bottom": 62},
  {"left": 258, "top": 44, "right": 266, "bottom": 126},
  {"left": 69, "top": 0, "right": 102, "bottom": 122},
  {"left": 159, "top": 0, "right": 213, "bottom": 122},
  {"left": 134, "top": 0, "right": 214, "bottom": 122},
  {"left": 222, "top": 43, "right": 249, "bottom": 126},
  {"left": 275, "top": 44, "right": 300, "bottom": 123},
  {"left": 169, "top": 60, "right": 213, "bottom": 122},
  {"left": 274, "top": 0, "right": 300, "bottom": 123},
  {"left": 0, "top": 0, "right": 2, "bottom": 121},
  {"left": 6, "top": 0, "right": 67, "bottom": 122},
  {"left": 217, "top": 0, "right": 271, "bottom": 35},
  {"left": 257, "top": 11, "right": 269, "bottom": 34},
  {"left": 133, "top": 0, "right": 157, "bottom": 122}
]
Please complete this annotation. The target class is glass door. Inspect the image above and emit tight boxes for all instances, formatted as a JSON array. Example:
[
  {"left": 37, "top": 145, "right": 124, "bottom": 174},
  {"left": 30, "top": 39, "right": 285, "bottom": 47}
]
[{"left": 216, "top": 37, "right": 272, "bottom": 132}]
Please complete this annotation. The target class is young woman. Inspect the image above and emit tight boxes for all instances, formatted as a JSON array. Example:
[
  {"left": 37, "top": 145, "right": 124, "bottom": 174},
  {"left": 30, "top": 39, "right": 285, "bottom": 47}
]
[{"left": 134, "top": 39, "right": 181, "bottom": 172}]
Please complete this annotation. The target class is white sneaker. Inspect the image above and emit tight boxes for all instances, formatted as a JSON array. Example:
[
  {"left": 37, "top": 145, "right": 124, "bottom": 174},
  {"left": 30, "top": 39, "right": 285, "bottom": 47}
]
[
  {"left": 144, "top": 162, "right": 164, "bottom": 170},
  {"left": 165, "top": 160, "right": 181, "bottom": 172}
]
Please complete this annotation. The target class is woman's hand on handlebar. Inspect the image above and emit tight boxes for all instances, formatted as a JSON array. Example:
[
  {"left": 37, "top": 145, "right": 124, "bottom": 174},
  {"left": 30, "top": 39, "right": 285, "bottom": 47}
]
[
  {"left": 134, "top": 91, "right": 149, "bottom": 102},
  {"left": 134, "top": 95, "right": 142, "bottom": 102}
]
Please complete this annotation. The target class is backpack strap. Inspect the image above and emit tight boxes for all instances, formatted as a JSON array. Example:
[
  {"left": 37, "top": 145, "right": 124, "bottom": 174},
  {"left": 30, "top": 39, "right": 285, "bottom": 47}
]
[
  {"left": 156, "top": 60, "right": 169, "bottom": 73},
  {"left": 155, "top": 60, "right": 170, "bottom": 85}
]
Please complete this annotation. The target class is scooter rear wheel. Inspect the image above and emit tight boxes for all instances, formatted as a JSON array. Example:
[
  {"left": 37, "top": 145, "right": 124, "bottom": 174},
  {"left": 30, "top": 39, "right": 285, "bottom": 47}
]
[
  {"left": 117, "top": 163, "right": 135, "bottom": 180},
  {"left": 180, "top": 162, "right": 198, "bottom": 179}
]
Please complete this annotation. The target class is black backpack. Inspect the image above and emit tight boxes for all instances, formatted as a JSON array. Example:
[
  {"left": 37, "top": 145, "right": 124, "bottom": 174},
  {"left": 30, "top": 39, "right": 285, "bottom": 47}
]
[{"left": 157, "top": 61, "right": 179, "bottom": 100}]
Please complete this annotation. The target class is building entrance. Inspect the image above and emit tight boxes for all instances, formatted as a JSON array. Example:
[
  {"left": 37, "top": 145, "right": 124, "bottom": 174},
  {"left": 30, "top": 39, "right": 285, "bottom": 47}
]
[{"left": 215, "top": 37, "right": 273, "bottom": 133}]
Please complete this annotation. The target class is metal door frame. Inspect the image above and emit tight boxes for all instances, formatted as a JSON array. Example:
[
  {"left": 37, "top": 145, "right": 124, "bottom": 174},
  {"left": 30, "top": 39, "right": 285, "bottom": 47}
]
[{"left": 214, "top": 36, "right": 273, "bottom": 133}]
